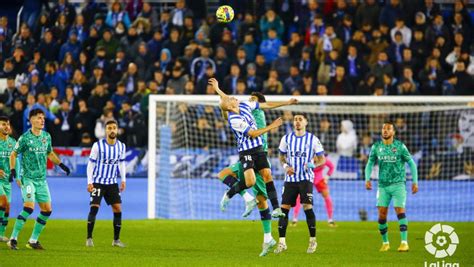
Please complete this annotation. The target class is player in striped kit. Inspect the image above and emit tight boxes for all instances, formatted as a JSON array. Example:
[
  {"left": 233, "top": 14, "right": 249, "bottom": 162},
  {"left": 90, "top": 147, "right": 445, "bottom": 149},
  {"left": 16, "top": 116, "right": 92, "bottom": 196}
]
[
  {"left": 275, "top": 114, "right": 326, "bottom": 254},
  {"left": 209, "top": 78, "right": 296, "bottom": 218},
  {"left": 86, "top": 120, "right": 127, "bottom": 248}
]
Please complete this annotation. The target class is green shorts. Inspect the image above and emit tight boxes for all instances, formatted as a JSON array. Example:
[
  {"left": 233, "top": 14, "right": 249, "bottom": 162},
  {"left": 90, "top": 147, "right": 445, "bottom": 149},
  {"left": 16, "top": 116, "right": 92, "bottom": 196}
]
[
  {"left": 377, "top": 183, "right": 406, "bottom": 208},
  {"left": 0, "top": 181, "right": 11, "bottom": 202},
  {"left": 21, "top": 179, "right": 51, "bottom": 203},
  {"left": 229, "top": 162, "right": 268, "bottom": 199}
]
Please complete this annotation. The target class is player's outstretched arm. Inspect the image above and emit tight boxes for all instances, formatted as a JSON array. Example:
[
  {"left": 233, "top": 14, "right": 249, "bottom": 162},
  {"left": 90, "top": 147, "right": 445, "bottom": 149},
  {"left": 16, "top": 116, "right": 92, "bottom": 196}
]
[
  {"left": 247, "top": 117, "right": 283, "bottom": 138},
  {"left": 208, "top": 78, "right": 227, "bottom": 98},
  {"left": 260, "top": 98, "right": 298, "bottom": 110},
  {"left": 48, "top": 152, "right": 71, "bottom": 175}
]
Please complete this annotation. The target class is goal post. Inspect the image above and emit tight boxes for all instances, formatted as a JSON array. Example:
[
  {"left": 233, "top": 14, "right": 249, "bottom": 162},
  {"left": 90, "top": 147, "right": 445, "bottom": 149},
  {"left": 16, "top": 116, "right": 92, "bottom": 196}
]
[{"left": 148, "top": 95, "right": 474, "bottom": 221}]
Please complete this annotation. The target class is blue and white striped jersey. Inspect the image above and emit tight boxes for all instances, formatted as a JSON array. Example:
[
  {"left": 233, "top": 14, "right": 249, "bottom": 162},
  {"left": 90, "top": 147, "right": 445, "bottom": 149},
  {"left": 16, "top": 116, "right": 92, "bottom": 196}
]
[
  {"left": 279, "top": 132, "right": 324, "bottom": 182},
  {"left": 228, "top": 101, "right": 263, "bottom": 152},
  {"left": 88, "top": 139, "right": 127, "bottom": 185}
]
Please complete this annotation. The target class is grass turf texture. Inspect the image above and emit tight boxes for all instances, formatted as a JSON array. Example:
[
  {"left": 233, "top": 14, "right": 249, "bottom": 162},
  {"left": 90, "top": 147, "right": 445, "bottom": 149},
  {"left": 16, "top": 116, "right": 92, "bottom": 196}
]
[{"left": 1, "top": 220, "right": 472, "bottom": 266}]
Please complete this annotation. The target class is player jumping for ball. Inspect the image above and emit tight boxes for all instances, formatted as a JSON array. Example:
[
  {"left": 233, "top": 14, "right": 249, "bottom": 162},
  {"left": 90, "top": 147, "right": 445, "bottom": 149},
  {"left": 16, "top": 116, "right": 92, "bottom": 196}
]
[{"left": 209, "top": 78, "right": 297, "bottom": 218}]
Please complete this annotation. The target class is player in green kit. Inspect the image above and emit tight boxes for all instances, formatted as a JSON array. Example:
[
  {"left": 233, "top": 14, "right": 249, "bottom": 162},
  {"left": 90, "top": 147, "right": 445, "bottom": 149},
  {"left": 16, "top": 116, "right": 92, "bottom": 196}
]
[
  {"left": 0, "top": 116, "right": 17, "bottom": 241},
  {"left": 365, "top": 122, "right": 418, "bottom": 252},
  {"left": 7, "top": 109, "right": 71, "bottom": 250}
]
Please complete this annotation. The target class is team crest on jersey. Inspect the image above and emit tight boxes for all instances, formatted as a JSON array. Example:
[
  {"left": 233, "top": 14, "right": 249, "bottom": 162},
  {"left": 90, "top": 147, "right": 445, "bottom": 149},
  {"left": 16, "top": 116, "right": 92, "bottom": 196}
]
[{"left": 391, "top": 147, "right": 397, "bottom": 153}]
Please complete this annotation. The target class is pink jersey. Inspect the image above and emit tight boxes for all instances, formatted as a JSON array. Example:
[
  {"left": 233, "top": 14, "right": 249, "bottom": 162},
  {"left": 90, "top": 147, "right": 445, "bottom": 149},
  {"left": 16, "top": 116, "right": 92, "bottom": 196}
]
[{"left": 313, "top": 158, "right": 335, "bottom": 184}]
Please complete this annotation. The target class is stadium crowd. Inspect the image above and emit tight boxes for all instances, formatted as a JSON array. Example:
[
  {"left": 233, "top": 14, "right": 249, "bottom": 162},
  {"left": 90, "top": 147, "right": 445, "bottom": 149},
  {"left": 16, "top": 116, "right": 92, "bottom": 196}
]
[{"left": 0, "top": 0, "right": 473, "bottom": 148}]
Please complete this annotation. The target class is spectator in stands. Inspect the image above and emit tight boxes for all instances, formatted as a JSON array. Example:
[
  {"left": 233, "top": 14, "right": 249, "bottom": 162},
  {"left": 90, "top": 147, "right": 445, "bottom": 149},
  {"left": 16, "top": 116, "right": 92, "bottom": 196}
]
[
  {"left": 111, "top": 82, "right": 130, "bottom": 113},
  {"left": 10, "top": 99, "right": 24, "bottom": 138},
  {"left": 245, "top": 63, "right": 262, "bottom": 93},
  {"left": 344, "top": 44, "right": 367, "bottom": 90},
  {"left": 317, "top": 49, "right": 339, "bottom": 85},
  {"left": 223, "top": 63, "right": 241, "bottom": 95},
  {"left": 260, "top": 10, "right": 284, "bottom": 40},
  {"left": 94, "top": 108, "right": 115, "bottom": 140},
  {"left": 367, "top": 29, "right": 389, "bottom": 66},
  {"left": 379, "top": 0, "right": 403, "bottom": 28},
  {"left": 106, "top": 1, "right": 131, "bottom": 29},
  {"left": 167, "top": 67, "right": 188, "bottom": 94},
  {"left": 328, "top": 65, "right": 353, "bottom": 95},
  {"left": 169, "top": 0, "right": 193, "bottom": 28},
  {"left": 96, "top": 29, "right": 120, "bottom": 60},
  {"left": 137, "top": 2, "right": 159, "bottom": 30},
  {"left": 336, "top": 119, "right": 358, "bottom": 157},
  {"left": 88, "top": 84, "right": 109, "bottom": 117},
  {"left": 355, "top": 0, "right": 380, "bottom": 29},
  {"left": 297, "top": 48, "right": 317, "bottom": 77},
  {"left": 75, "top": 99, "right": 95, "bottom": 137},
  {"left": 370, "top": 51, "right": 393, "bottom": 82},
  {"left": 336, "top": 15, "right": 354, "bottom": 45},
  {"left": 260, "top": 28, "right": 282, "bottom": 63},
  {"left": 242, "top": 33, "right": 257, "bottom": 62},
  {"left": 425, "top": 14, "right": 450, "bottom": 45},
  {"left": 288, "top": 32, "right": 304, "bottom": 59},
  {"left": 118, "top": 100, "right": 146, "bottom": 147},
  {"left": 316, "top": 25, "right": 343, "bottom": 63},
  {"left": 391, "top": 17, "right": 412, "bottom": 46},
  {"left": 44, "top": 61, "right": 68, "bottom": 98},
  {"left": 38, "top": 30, "right": 59, "bottom": 63},
  {"left": 162, "top": 27, "right": 183, "bottom": 60},
  {"left": 283, "top": 65, "right": 303, "bottom": 94},
  {"left": 190, "top": 45, "right": 216, "bottom": 84},
  {"left": 453, "top": 61, "right": 473, "bottom": 95},
  {"left": 51, "top": 0, "right": 76, "bottom": 25},
  {"left": 121, "top": 62, "right": 141, "bottom": 95},
  {"left": 53, "top": 100, "right": 75, "bottom": 146},
  {"left": 255, "top": 54, "right": 270, "bottom": 79},
  {"left": 418, "top": 57, "right": 445, "bottom": 95},
  {"left": 1, "top": 77, "right": 18, "bottom": 106},
  {"left": 273, "top": 45, "right": 292, "bottom": 81}
]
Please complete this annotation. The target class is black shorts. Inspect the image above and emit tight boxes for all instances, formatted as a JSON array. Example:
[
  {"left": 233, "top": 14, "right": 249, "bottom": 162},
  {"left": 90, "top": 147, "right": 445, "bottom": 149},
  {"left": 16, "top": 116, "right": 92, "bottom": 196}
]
[
  {"left": 90, "top": 183, "right": 122, "bottom": 206},
  {"left": 282, "top": 181, "right": 313, "bottom": 207},
  {"left": 239, "top": 146, "right": 270, "bottom": 172}
]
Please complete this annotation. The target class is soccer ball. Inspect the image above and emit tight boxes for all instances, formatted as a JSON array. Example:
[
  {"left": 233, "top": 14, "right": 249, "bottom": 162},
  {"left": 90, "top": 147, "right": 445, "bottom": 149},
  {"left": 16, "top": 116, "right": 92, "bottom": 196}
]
[{"left": 216, "top": 5, "right": 234, "bottom": 23}]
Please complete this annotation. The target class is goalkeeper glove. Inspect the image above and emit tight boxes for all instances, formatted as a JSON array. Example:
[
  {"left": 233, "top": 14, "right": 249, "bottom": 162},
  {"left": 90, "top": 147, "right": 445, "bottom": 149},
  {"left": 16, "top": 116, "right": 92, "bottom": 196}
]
[
  {"left": 9, "top": 169, "right": 15, "bottom": 183},
  {"left": 59, "top": 163, "right": 71, "bottom": 176}
]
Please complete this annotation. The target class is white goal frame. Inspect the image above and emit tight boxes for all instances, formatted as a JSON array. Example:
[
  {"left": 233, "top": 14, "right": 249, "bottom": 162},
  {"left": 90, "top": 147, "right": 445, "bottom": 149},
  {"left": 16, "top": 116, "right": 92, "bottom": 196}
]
[{"left": 147, "top": 95, "right": 474, "bottom": 219}]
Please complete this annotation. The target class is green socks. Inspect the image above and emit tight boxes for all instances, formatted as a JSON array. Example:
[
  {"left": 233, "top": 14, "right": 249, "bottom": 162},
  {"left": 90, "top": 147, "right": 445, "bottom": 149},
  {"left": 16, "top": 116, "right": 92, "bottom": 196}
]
[
  {"left": 30, "top": 211, "right": 52, "bottom": 242},
  {"left": 259, "top": 208, "right": 272, "bottom": 234},
  {"left": 0, "top": 209, "right": 7, "bottom": 237},
  {"left": 398, "top": 213, "right": 408, "bottom": 242},
  {"left": 378, "top": 219, "right": 389, "bottom": 243},
  {"left": 11, "top": 207, "right": 33, "bottom": 240}
]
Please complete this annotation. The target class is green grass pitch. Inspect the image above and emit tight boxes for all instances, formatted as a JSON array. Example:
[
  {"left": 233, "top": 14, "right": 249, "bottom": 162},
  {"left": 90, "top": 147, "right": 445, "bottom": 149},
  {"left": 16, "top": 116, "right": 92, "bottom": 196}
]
[{"left": 1, "top": 220, "right": 472, "bottom": 266}]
